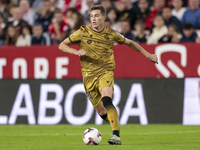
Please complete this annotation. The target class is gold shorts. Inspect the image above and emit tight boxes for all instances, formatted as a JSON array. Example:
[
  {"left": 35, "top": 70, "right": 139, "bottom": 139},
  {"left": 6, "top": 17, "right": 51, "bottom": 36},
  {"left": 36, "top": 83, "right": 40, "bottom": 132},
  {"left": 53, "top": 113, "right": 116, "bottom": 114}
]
[{"left": 83, "top": 71, "right": 114, "bottom": 108}]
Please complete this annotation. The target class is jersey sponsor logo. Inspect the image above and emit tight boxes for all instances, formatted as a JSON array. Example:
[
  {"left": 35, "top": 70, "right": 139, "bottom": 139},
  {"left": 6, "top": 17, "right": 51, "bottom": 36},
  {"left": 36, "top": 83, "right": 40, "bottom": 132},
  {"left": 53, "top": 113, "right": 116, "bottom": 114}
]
[
  {"left": 86, "top": 40, "right": 112, "bottom": 46},
  {"left": 94, "top": 41, "right": 111, "bottom": 46}
]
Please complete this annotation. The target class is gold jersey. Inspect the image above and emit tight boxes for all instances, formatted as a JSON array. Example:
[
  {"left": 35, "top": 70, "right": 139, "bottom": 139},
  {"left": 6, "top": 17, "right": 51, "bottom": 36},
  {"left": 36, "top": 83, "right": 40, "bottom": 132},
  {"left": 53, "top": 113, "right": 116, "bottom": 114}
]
[{"left": 68, "top": 25, "right": 125, "bottom": 76}]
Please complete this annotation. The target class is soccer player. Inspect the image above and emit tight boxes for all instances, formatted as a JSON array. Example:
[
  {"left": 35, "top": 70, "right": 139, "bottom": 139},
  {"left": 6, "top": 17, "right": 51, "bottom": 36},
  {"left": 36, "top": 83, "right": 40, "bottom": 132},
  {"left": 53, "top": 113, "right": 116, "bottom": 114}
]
[{"left": 59, "top": 5, "right": 158, "bottom": 145}]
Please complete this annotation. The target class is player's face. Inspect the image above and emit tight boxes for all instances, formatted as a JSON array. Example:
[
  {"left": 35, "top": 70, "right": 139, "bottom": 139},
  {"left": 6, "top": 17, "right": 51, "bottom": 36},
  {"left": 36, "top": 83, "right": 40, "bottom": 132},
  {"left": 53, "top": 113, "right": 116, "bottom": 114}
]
[{"left": 90, "top": 10, "right": 105, "bottom": 28}]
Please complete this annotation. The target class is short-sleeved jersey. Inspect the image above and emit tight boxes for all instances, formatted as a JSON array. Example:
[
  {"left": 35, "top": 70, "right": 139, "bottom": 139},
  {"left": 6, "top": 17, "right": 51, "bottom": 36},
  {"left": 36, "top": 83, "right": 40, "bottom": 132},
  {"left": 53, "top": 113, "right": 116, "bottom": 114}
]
[{"left": 68, "top": 25, "right": 125, "bottom": 76}]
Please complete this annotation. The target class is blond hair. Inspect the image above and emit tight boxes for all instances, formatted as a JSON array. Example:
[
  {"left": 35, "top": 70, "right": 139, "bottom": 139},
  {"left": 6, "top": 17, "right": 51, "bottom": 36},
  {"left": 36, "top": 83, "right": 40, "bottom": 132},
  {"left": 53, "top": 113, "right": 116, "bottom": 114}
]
[{"left": 90, "top": 5, "right": 106, "bottom": 16}]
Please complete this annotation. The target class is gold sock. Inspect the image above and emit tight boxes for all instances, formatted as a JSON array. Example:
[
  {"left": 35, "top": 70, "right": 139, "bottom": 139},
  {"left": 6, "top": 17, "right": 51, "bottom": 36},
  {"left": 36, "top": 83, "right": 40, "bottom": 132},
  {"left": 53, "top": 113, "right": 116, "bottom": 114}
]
[
  {"left": 107, "top": 105, "right": 119, "bottom": 131},
  {"left": 102, "top": 96, "right": 120, "bottom": 136}
]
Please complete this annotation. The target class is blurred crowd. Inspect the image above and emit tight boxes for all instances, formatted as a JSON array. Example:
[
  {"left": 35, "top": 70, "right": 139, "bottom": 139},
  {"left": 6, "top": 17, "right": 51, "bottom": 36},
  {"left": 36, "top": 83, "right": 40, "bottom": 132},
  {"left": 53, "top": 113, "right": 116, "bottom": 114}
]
[{"left": 0, "top": 0, "right": 200, "bottom": 46}]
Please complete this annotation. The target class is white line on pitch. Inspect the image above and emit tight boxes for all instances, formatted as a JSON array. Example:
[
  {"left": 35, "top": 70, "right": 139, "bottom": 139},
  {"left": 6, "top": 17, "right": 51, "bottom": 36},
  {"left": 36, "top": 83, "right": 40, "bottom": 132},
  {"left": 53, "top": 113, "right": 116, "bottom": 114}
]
[{"left": 1, "top": 131, "right": 200, "bottom": 136}]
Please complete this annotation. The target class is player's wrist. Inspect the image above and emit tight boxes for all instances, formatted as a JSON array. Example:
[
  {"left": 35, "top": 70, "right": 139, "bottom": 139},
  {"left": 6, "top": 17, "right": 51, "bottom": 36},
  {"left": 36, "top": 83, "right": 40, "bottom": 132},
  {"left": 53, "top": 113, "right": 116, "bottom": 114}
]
[
  {"left": 71, "top": 48, "right": 78, "bottom": 55},
  {"left": 141, "top": 49, "right": 150, "bottom": 59}
]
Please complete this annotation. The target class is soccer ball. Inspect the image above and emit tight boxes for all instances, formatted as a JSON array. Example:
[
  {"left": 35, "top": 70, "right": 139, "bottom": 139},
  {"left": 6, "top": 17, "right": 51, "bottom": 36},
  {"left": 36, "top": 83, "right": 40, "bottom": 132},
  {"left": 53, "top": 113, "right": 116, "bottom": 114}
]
[{"left": 83, "top": 128, "right": 102, "bottom": 145}]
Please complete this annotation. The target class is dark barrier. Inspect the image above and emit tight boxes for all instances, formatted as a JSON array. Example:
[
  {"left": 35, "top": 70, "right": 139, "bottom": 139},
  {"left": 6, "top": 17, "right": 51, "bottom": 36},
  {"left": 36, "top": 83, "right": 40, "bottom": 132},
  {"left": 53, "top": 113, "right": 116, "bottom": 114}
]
[{"left": 0, "top": 79, "right": 185, "bottom": 125}]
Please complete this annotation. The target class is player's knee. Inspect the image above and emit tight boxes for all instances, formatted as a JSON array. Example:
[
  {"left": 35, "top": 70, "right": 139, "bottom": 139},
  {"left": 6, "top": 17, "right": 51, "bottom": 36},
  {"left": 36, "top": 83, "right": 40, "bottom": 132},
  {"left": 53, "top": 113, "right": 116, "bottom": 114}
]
[
  {"left": 102, "top": 96, "right": 114, "bottom": 109},
  {"left": 101, "top": 86, "right": 113, "bottom": 98}
]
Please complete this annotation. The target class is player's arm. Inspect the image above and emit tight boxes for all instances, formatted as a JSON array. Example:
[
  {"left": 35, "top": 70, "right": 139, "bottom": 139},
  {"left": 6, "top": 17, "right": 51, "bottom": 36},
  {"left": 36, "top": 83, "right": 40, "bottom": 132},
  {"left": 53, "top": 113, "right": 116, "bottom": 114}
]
[
  {"left": 124, "top": 38, "right": 158, "bottom": 64},
  {"left": 58, "top": 38, "right": 86, "bottom": 56}
]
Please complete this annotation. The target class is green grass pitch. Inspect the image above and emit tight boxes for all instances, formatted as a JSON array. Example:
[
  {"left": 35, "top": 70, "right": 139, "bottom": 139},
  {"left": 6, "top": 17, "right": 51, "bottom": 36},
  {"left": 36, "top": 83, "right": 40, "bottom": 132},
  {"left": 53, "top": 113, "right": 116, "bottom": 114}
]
[{"left": 0, "top": 124, "right": 200, "bottom": 150}]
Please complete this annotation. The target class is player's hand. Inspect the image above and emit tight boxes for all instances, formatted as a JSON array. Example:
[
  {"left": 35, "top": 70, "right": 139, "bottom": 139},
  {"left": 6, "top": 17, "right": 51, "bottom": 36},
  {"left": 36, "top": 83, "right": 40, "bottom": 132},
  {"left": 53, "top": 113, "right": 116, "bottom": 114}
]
[
  {"left": 148, "top": 54, "right": 158, "bottom": 64},
  {"left": 74, "top": 49, "right": 86, "bottom": 56}
]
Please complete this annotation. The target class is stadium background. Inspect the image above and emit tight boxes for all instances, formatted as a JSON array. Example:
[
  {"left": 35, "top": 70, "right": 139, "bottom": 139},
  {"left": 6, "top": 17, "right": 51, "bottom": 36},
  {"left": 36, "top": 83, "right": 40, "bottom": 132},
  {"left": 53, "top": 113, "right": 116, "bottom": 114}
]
[
  {"left": 1, "top": 43, "right": 200, "bottom": 125},
  {"left": 0, "top": 0, "right": 200, "bottom": 125}
]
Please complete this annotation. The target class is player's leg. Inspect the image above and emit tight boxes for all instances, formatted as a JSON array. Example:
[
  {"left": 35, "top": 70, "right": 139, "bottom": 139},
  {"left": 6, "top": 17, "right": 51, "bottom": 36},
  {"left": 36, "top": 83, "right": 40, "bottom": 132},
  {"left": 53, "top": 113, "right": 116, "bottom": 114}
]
[
  {"left": 101, "top": 86, "right": 121, "bottom": 145},
  {"left": 95, "top": 102, "right": 109, "bottom": 122},
  {"left": 85, "top": 89, "right": 108, "bottom": 122},
  {"left": 84, "top": 72, "right": 121, "bottom": 144},
  {"left": 95, "top": 86, "right": 113, "bottom": 122}
]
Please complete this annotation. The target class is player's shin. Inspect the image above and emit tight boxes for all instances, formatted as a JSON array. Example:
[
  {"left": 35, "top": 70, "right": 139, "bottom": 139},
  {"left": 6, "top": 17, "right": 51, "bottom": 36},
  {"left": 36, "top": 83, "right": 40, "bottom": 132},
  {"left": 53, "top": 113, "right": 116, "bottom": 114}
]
[{"left": 102, "top": 96, "right": 120, "bottom": 137}]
